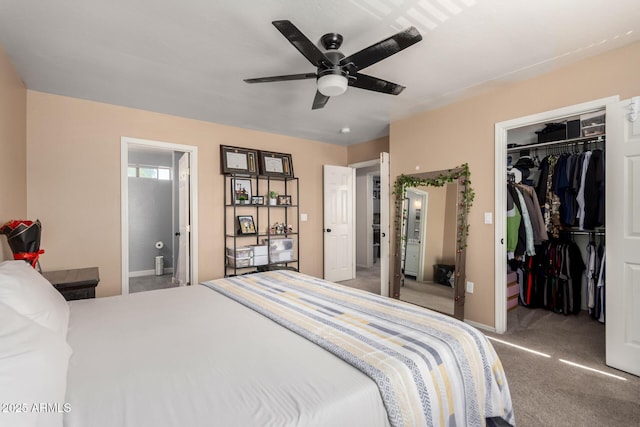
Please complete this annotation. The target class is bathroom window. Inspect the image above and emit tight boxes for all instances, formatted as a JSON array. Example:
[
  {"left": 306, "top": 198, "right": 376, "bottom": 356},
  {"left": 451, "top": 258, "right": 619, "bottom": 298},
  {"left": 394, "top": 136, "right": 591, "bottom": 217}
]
[{"left": 128, "top": 165, "right": 172, "bottom": 180}]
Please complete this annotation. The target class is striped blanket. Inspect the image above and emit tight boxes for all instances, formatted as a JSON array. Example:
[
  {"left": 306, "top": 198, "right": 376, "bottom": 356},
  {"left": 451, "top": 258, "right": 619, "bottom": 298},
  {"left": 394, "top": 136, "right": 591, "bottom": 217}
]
[{"left": 204, "top": 271, "right": 515, "bottom": 427}]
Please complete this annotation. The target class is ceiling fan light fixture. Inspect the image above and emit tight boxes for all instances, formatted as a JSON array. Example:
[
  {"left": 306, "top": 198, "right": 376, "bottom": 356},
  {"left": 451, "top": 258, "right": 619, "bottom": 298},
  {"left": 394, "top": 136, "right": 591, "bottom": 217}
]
[{"left": 317, "top": 71, "right": 348, "bottom": 97}]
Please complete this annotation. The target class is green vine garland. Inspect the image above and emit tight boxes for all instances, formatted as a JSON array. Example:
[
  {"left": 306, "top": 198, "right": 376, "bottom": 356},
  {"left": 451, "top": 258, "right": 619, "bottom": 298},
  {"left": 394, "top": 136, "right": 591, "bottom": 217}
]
[{"left": 392, "top": 163, "right": 475, "bottom": 251}]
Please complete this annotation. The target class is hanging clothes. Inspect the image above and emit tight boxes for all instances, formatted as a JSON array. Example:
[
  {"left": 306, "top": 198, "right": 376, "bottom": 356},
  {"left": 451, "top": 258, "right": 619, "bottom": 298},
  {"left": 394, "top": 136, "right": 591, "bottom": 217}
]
[
  {"left": 506, "top": 186, "right": 521, "bottom": 260},
  {"left": 583, "top": 149, "right": 605, "bottom": 230},
  {"left": 541, "top": 155, "right": 562, "bottom": 238},
  {"left": 506, "top": 136, "right": 604, "bottom": 322}
]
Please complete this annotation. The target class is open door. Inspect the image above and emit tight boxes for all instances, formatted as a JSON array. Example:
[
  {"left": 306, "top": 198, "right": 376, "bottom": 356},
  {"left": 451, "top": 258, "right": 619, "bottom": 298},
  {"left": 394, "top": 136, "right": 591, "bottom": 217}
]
[
  {"left": 323, "top": 165, "right": 355, "bottom": 282},
  {"left": 175, "top": 153, "right": 190, "bottom": 286},
  {"left": 605, "top": 97, "right": 640, "bottom": 376},
  {"left": 379, "top": 152, "right": 390, "bottom": 296}
]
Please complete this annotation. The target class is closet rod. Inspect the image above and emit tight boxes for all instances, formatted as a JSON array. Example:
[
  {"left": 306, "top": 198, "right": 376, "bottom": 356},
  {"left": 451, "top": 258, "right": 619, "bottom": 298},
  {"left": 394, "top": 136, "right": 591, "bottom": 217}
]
[
  {"left": 507, "top": 135, "right": 605, "bottom": 153},
  {"left": 559, "top": 229, "right": 605, "bottom": 236}
]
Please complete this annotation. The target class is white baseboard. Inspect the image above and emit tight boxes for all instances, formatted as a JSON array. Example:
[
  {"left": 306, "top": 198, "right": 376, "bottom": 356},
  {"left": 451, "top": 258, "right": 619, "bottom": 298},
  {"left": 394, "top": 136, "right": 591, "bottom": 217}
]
[
  {"left": 129, "top": 268, "right": 174, "bottom": 278},
  {"left": 464, "top": 319, "right": 496, "bottom": 333}
]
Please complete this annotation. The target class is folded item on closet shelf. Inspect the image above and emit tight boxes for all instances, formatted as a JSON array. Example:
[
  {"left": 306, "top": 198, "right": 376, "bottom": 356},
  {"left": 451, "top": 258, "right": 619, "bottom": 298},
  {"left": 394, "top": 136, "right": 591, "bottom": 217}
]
[{"left": 515, "top": 156, "right": 535, "bottom": 169}]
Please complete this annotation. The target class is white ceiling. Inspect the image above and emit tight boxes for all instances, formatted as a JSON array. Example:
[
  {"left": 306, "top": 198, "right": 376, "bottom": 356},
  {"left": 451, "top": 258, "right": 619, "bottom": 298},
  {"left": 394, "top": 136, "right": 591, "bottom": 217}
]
[{"left": 1, "top": 0, "right": 639, "bottom": 146}]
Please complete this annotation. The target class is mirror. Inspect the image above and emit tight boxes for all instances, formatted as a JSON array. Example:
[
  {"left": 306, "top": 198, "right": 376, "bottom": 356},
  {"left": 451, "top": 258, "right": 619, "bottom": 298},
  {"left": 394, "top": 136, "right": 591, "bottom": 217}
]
[{"left": 392, "top": 165, "right": 473, "bottom": 320}]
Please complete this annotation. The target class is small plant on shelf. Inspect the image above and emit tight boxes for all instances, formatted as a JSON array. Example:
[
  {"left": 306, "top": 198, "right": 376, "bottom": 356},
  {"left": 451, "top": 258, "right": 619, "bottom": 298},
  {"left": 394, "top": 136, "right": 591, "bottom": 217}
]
[{"left": 268, "top": 190, "right": 278, "bottom": 206}]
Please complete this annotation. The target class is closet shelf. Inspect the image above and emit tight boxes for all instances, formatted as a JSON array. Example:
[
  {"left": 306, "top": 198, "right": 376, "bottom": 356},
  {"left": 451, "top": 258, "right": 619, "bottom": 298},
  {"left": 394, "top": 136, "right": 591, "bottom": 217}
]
[{"left": 507, "top": 134, "right": 605, "bottom": 153}]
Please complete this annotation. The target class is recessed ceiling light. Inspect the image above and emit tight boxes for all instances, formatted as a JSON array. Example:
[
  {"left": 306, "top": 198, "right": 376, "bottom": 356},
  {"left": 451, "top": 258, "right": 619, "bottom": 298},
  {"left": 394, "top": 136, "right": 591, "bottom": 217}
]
[{"left": 340, "top": 127, "right": 351, "bottom": 134}]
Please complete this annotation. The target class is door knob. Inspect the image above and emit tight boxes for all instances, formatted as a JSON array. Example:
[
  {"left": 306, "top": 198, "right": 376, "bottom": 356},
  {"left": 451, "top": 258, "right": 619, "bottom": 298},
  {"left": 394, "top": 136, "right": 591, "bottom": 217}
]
[
  {"left": 326, "top": 228, "right": 332, "bottom": 232},
  {"left": 381, "top": 232, "right": 386, "bottom": 237}
]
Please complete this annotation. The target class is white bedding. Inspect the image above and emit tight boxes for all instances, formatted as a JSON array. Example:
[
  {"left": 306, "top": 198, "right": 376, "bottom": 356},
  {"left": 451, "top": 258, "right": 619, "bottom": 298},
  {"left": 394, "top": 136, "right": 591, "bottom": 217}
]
[{"left": 64, "top": 285, "right": 390, "bottom": 427}]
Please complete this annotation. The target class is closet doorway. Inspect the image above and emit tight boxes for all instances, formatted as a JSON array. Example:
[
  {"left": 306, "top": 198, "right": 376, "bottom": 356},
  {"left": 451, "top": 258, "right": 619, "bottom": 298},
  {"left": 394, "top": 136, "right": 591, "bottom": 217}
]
[
  {"left": 495, "top": 96, "right": 640, "bottom": 377},
  {"left": 121, "top": 137, "right": 199, "bottom": 295}
]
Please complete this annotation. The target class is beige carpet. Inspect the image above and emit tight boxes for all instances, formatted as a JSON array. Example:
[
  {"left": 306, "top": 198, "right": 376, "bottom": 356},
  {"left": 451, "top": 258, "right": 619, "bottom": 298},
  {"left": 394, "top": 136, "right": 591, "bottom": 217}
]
[
  {"left": 485, "top": 307, "right": 640, "bottom": 426},
  {"left": 398, "top": 278, "right": 454, "bottom": 314},
  {"left": 337, "top": 264, "right": 381, "bottom": 294}
]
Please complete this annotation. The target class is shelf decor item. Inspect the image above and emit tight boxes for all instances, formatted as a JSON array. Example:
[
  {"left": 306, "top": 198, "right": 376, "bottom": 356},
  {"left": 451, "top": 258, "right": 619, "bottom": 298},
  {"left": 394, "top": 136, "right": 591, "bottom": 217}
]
[
  {"left": 251, "top": 196, "right": 264, "bottom": 205},
  {"left": 237, "top": 215, "right": 257, "bottom": 235},
  {"left": 220, "top": 145, "right": 259, "bottom": 175},
  {"left": 258, "top": 150, "right": 294, "bottom": 177},
  {"left": 232, "top": 178, "right": 252, "bottom": 204},
  {"left": 277, "top": 195, "right": 292, "bottom": 205},
  {"left": 268, "top": 190, "right": 278, "bottom": 206}
]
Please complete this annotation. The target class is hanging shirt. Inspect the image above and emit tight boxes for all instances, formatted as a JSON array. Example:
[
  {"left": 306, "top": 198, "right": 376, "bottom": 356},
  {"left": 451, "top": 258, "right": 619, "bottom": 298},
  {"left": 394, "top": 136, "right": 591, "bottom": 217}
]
[
  {"left": 543, "top": 155, "right": 562, "bottom": 238},
  {"left": 576, "top": 151, "right": 592, "bottom": 230},
  {"left": 597, "top": 249, "right": 606, "bottom": 323},
  {"left": 586, "top": 242, "right": 597, "bottom": 311},
  {"left": 506, "top": 186, "right": 521, "bottom": 259},
  {"left": 584, "top": 149, "right": 604, "bottom": 230},
  {"left": 515, "top": 187, "right": 535, "bottom": 256}
]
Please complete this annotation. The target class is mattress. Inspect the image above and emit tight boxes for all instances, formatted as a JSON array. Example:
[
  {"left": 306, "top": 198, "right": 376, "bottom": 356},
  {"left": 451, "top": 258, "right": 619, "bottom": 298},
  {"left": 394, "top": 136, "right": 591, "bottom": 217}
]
[{"left": 64, "top": 285, "right": 390, "bottom": 427}]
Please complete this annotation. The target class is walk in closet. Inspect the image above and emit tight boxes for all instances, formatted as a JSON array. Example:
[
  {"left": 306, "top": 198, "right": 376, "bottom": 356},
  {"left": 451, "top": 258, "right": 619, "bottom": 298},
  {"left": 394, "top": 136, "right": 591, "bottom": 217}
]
[
  {"left": 505, "top": 109, "right": 606, "bottom": 323},
  {"left": 496, "top": 96, "right": 640, "bottom": 376}
]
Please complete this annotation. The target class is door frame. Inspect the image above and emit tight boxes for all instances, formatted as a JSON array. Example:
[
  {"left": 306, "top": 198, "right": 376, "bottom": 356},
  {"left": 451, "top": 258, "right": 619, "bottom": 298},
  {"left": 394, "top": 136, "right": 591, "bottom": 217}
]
[
  {"left": 493, "top": 96, "right": 618, "bottom": 333},
  {"left": 349, "top": 155, "right": 390, "bottom": 296},
  {"left": 404, "top": 188, "right": 428, "bottom": 282},
  {"left": 121, "top": 136, "right": 199, "bottom": 295}
]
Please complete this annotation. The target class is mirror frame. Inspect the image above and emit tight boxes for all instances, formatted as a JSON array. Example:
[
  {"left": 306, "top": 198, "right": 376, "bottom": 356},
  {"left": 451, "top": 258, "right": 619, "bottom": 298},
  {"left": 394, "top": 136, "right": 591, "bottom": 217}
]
[{"left": 391, "top": 164, "right": 474, "bottom": 320}]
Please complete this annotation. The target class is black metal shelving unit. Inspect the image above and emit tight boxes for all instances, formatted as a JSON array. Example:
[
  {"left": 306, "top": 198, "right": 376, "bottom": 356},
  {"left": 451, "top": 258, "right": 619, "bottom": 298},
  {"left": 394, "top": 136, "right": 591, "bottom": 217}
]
[{"left": 224, "top": 174, "right": 299, "bottom": 276}]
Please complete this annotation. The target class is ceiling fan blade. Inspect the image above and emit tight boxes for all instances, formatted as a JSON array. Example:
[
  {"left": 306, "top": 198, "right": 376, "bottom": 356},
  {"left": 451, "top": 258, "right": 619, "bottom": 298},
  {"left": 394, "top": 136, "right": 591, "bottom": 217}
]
[
  {"left": 349, "top": 73, "right": 405, "bottom": 95},
  {"left": 272, "top": 20, "right": 332, "bottom": 68},
  {"left": 244, "top": 73, "right": 317, "bottom": 84},
  {"left": 340, "top": 27, "right": 422, "bottom": 72},
  {"left": 312, "top": 90, "right": 330, "bottom": 110}
]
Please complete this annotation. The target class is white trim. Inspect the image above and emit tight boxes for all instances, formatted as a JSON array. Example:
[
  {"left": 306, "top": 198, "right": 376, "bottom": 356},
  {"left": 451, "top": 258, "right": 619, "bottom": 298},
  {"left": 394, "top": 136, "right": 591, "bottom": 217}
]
[
  {"left": 494, "top": 96, "right": 618, "bottom": 333},
  {"left": 121, "top": 137, "right": 199, "bottom": 295},
  {"left": 405, "top": 187, "right": 428, "bottom": 281},
  {"left": 464, "top": 319, "right": 496, "bottom": 333},
  {"left": 348, "top": 159, "right": 379, "bottom": 168}
]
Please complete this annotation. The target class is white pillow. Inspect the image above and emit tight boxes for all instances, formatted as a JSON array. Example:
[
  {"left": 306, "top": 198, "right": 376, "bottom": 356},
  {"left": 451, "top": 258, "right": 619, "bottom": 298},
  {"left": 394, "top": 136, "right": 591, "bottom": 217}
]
[
  {"left": 0, "top": 261, "right": 70, "bottom": 337},
  {"left": 0, "top": 301, "right": 71, "bottom": 427}
]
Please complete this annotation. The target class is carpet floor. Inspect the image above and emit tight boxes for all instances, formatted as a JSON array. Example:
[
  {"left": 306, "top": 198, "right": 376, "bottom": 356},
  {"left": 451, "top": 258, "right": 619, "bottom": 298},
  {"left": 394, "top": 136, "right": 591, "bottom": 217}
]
[{"left": 486, "top": 307, "right": 639, "bottom": 426}]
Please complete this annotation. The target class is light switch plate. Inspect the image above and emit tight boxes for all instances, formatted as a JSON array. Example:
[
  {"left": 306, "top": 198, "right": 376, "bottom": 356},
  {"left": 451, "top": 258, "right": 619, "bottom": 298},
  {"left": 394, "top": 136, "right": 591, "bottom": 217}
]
[
  {"left": 484, "top": 212, "right": 493, "bottom": 224},
  {"left": 466, "top": 281, "right": 474, "bottom": 293},
  {"left": 300, "top": 213, "right": 308, "bottom": 222}
]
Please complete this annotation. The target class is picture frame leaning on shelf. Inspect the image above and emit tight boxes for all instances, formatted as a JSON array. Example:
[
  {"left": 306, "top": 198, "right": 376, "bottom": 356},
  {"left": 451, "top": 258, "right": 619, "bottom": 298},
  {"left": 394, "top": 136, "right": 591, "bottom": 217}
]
[{"left": 237, "top": 215, "right": 256, "bottom": 235}]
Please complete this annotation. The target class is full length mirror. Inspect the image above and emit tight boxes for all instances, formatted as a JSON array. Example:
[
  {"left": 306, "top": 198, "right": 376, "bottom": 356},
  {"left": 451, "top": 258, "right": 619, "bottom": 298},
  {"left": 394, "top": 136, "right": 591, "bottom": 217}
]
[{"left": 392, "top": 165, "right": 473, "bottom": 320}]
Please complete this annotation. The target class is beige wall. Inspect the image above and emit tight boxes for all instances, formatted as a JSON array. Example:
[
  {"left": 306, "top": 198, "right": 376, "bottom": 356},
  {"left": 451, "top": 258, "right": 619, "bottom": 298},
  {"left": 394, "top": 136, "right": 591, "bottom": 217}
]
[
  {"left": 391, "top": 41, "right": 640, "bottom": 327},
  {"left": 347, "top": 136, "right": 389, "bottom": 164},
  {"left": 422, "top": 186, "right": 446, "bottom": 281},
  {"left": 26, "top": 91, "right": 348, "bottom": 297},
  {"left": 0, "top": 45, "right": 27, "bottom": 260}
]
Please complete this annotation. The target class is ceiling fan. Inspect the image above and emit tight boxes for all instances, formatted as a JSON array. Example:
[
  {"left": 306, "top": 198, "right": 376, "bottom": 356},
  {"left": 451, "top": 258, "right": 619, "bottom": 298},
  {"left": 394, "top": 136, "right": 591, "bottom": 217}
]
[{"left": 244, "top": 20, "right": 423, "bottom": 110}]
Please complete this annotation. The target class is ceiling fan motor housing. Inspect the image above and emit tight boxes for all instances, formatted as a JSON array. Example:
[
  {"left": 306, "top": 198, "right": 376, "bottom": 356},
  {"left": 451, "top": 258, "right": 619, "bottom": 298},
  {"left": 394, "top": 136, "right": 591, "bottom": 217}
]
[{"left": 320, "top": 33, "right": 343, "bottom": 50}]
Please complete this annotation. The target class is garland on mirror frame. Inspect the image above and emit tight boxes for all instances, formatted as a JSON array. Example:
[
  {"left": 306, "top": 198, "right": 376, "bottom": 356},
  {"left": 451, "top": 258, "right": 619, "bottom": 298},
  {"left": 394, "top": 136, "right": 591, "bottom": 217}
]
[{"left": 392, "top": 163, "right": 475, "bottom": 251}]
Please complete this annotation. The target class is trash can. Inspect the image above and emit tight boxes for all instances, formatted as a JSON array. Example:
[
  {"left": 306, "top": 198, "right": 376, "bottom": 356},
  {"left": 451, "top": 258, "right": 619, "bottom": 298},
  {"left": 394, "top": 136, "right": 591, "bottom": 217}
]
[{"left": 155, "top": 256, "right": 164, "bottom": 276}]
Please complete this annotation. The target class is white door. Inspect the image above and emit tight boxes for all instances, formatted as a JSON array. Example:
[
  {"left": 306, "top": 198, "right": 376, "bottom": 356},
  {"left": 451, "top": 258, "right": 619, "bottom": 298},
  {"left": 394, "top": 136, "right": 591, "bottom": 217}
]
[
  {"left": 605, "top": 97, "right": 640, "bottom": 376},
  {"left": 175, "top": 153, "right": 190, "bottom": 286},
  {"left": 379, "top": 152, "right": 390, "bottom": 296},
  {"left": 323, "top": 165, "right": 355, "bottom": 282}
]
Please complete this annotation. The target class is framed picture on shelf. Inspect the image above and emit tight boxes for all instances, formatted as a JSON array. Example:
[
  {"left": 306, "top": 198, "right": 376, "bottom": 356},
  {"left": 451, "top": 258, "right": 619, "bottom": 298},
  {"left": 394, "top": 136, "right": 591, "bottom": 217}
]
[
  {"left": 232, "top": 178, "right": 252, "bottom": 204},
  {"left": 237, "top": 215, "right": 256, "bottom": 235},
  {"left": 258, "top": 150, "right": 294, "bottom": 177},
  {"left": 277, "top": 195, "right": 292, "bottom": 205},
  {"left": 251, "top": 196, "right": 264, "bottom": 205},
  {"left": 220, "top": 145, "right": 259, "bottom": 175}
]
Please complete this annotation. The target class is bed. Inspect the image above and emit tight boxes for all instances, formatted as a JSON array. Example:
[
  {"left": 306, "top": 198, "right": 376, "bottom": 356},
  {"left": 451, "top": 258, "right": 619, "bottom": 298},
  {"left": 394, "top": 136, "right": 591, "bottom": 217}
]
[{"left": 0, "top": 261, "right": 515, "bottom": 427}]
